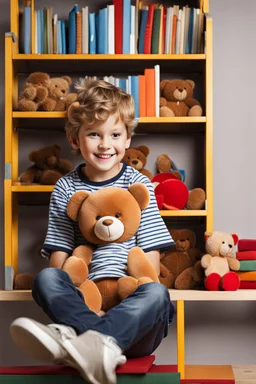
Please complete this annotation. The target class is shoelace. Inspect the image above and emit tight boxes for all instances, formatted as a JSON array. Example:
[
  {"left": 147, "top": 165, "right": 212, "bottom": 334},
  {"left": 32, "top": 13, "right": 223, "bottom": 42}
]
[{"left": 48, "top": 324, "right": 76, "bottom": 342}]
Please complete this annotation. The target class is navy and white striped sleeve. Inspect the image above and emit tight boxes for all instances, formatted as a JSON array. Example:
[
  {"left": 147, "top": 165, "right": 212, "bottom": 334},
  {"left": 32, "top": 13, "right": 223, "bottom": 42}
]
[
  {"left": 135, "top": 177, "right": 175, "bottom": 253},
  {"left": 41, "top": 180, "right": 75, "bottom": 259}
]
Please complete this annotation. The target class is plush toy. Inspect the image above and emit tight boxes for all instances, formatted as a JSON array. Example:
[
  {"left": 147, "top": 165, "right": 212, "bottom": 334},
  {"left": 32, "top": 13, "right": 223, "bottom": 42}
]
[
  {"left": 39, "top": 75, "right": 75, "bottom": 111},
  {"left": 152, "top": 154, "right": 205, "bottom": 210},
  {"left": 19, "top": 144, "right": 73, "bottom": 185},
  {"left": 13, "top": 273, "right": 34, "bottom": 290},
  {"left": 62, "top": 184, "right": 159, "bottom": 314},
  {"left": 123, "top": 146, "right": 153, "bottom": 180},
  {"left": 201, "top": 231, "right": 240, "bottom": 291},
  {"left": 160, "top": 229, "right": 204, "bottom": 289},
  {"left": 160, "top": 79, "right": 203, "bottom": 117},
  {"left": 17, "top": 72, "right": 50, "bottom": 111}
]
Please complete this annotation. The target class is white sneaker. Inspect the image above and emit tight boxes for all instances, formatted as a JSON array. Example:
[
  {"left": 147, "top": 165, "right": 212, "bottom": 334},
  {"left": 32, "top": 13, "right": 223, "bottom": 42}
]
[
  {"left": 63, "top": 330, "right": 127, "bottom": 384},
  {"left": 10, "top": 317, "right": 76, "bottom": 363}
]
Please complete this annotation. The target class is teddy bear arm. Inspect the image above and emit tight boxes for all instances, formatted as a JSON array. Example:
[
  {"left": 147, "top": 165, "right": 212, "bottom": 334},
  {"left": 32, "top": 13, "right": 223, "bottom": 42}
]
[
  {"left": 35, "top": 86, "right": 49, "bottom": 102},
  {"left": 65, "top": 93, "right": 78, "bottom": 108},
  {"left": 188, "top": 248, "right": 202, "bottom": 263},
  {"left": 73, "top": 244, "right": 94, "bottom": 265},
  {"left": 159, "top": 262, "right": 174, "bottom": 288},
  {"left": 127, "top": 246, "right": 159, "bottom": 282},
  {"left": 201, "top": 254, "right": 213, "bottom": 268},
  {"left": 226, "top": 256, "right": 240, "bottom": 271},
  {"left": 23, "top": 86, "right": 37, "bottom": 100},
  {"left": 58, "top": 159, "right": 74, "bottom": 174},
  {"left": 184, "top": 98, "right": 201, "bottom": 108},
  {"left": 160, "top": 97, "right": 167, "bottom": 107},
  {"left": 39, "top": 97, "right": 57, "bottom": 111},
  {"left": 40, "top": 170, "right": 63, "bottom": 185},
  {"left": 20, "top": 165, "right": 40, "bottom": 183},
  {"left": 54, "top": 99, "right": 66, "bottom": 111}
]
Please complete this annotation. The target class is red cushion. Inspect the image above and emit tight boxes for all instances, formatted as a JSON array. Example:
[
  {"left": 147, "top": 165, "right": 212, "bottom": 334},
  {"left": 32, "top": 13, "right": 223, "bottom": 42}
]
[{"left": 116, "top": 355, "right": 155, "bottom": 374}]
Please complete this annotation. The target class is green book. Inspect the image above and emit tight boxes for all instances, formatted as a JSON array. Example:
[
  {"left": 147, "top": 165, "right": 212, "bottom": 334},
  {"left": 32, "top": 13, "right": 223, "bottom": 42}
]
[{"left": 151, "top": 8, "right": 161, "bottom": 54}]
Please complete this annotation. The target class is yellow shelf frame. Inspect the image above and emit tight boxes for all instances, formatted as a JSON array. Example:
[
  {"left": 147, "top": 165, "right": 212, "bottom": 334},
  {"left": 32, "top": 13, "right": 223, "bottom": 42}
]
[{"left": 4, "top": 0, "right": 213, "bottom": 380}]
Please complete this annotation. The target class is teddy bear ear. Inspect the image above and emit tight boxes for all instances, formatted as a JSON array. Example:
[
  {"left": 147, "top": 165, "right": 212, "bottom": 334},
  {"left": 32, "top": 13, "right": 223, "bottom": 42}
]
[
  {"left": 231, "top": 234, "right": 238, "bottom": 245},
  {"left": 160, "top": 80, "right": 169, "bottom": 92},
  {"left": 62, "top": 76, "right": 72, "bottom": 85},
  {"left": 128, "top": 183, "right": 150, "bottom": 210},
  {"left": 29, "top": 150, "right": 37, "bottom": 162},
  {"left": 204, "top": 231, "right": 213, "bottom": 240},
  {"left": 185, "top": 80, "right": 195, "bottom": 89},
  {"left": 135, "top": 145, "right": 150, "bottom": 157},
  {"left": 67, "top": 191, "right": 91, "bottom": 221}
]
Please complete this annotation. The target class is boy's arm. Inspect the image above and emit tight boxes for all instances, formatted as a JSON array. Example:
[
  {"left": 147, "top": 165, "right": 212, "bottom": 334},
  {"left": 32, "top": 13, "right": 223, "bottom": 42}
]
[
  {"left": 146, "top": 250, "right": 160, "bottom": 276},
  {"left": 49, "top": 251, "right": 69, "bottom": 269}
]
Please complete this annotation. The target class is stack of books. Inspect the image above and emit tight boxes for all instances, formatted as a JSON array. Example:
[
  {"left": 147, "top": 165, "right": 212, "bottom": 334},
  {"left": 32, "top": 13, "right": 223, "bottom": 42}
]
[
  {"left": 20, "top": 2, "right": 205, "bottom": 55},
  {"left": 236, "top": 239, "right": 256, "bottom": 289}
]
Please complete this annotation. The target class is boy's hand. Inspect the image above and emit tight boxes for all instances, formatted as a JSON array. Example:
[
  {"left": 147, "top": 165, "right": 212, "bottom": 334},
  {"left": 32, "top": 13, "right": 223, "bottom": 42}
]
[{"left": 145, "top": 250, "right": 160, "bottom": 276}]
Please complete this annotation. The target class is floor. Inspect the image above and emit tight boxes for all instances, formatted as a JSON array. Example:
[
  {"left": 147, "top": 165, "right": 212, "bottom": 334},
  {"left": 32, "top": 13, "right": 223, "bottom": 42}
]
[{"left": 233, "top": 365, "right": 256, "bottom": 384}]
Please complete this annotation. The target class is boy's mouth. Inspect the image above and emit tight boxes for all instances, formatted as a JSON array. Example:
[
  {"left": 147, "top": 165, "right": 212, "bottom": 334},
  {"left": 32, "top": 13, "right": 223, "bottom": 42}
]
[{"left": 94, "top": 153, "right": 115, "bottom": 159}]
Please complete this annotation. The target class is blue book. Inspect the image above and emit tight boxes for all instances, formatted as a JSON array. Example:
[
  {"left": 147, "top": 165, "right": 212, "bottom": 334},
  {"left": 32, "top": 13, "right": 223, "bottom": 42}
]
[
  {"left": 61, "top": 20, "right": 66, "bottom": 54},
  {"left": 138, "top": 9, "right": 148, "bottom": 54},
  {"left": 68, "top": 4, "right": 78, "bottom": 54},
  {"left": 95, "top": 14, "right": 99, "bottom": 53},
  {"left": 130, "top": 76, "right": 139, "bottom": 118},
  {"left": 37, "top": 9, "right": 42, "bottom": 54},
  {"left": 187, "top": 8, "right": 194, "bottom": 54},
  {"left": 98, "top": 8, "right": 108, "bottom": 54},
  {"left": 89, "top": 13, "right": 96, "bottom": 54},
  {"left": 57, "top": 20, "right": 62, "bottom": 54},
  {"left": 122, "top": 0, "right": 131, "bottom": 54},
  {"left": 23, "top": 6, "right": 31, "bottom": 54},
  {"left": 119, "top": 78, "right": 126, "bottom": 92}
]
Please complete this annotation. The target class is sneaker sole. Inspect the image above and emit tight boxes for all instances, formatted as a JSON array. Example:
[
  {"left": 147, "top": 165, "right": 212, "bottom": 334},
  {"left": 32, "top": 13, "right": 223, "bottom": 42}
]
[{"left": 10, "top": 318, "right": 64, "bottom": 362}]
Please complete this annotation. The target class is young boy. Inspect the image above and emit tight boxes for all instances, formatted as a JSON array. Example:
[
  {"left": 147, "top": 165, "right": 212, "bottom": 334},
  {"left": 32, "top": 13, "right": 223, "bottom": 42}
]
[{"left": 10, "top": 80, "right": 175, "bottom": 384}]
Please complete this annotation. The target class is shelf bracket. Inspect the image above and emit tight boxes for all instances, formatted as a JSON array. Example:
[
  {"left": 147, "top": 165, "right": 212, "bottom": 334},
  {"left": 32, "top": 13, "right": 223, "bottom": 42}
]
[
  {"left": 5, "top": 32, "right": 17, "bottom": 42},
  {"left": 5, "top": 266, "right": 14, "bottom": 291},
  {"left": 5, "top": 163, "right": 12, "bottom": 180}
]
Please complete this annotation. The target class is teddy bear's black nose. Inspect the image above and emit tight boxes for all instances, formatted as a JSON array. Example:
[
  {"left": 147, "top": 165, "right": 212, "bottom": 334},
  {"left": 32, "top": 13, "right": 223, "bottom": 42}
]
[
  {"left": 61, "top": 89, "right": 65, "bottom": 93},
  {"left": 132, "top": 160, "right": 138, "bottom": 165},
  {"left": 103, "top": 219, "right": 113, "bottom": 226},
  {"left": 178, "top": 88, "right": 183, "bottom": 92},
  {"left": 228, "top": 244, "right": 232, "bottom": 248}
]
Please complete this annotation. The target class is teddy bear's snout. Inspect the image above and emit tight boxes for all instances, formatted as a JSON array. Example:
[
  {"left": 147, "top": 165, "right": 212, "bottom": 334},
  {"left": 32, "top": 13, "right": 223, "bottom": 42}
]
[
  {"left": 47, "top": 155, "right": 57, "bottom": 167},
  {"left": 132, "top": 160, "right": 138, "bottom": 165},
  {"left": 102, "top": 219, "right": 113, "bottom": 226}
]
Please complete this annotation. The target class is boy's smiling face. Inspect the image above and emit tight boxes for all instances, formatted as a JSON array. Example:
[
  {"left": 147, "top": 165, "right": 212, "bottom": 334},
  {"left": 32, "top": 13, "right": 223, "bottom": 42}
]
[{"left": 70, "top": 113, "right": 131, "bottom": 182}]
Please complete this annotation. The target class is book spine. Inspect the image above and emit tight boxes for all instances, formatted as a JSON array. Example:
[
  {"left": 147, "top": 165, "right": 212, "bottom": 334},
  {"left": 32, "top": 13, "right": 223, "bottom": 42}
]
[
  {"left": 24, "top": 6, "right": 31, "bottom": 54},
  {"left": 145, "top": 68, "right": 155, "bottom": 116},
  {"left": 122, "top": 0, "right": 131, "bottom": 54},
  {"left": 138, "top": 8, "right": 148, "bottom": 54},
  {"left": 82, "top": 7, "right": 89, "bottom": 54},
  {"left": 61, "top": 20, "right": 66, "bottom": 54},
  {"left": 138, "top": 75, "right": 146, "bottom": 117},
  {"left": 76, "top": 12, "right": 82, "bottom": 54},
  {"left": 144, "top": 4, "right": 154, "bottom": 54},
  {"left": 89, "top": 13, "right": 96, "bottom": 54},
  {"left": 108, "top": 5, "right": 115, "bottom": 54},
  {"left": 131, "top": 75, "right": 139, "bottom": 118},
  {"left": 68, "top": 4, "right": 78, "bottom": 54},
  {"left": 113, "top": 0, "right": 122, "bottom": 54}
]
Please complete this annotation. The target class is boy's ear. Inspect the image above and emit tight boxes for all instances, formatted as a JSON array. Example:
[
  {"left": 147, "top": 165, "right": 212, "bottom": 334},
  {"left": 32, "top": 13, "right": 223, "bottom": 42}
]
[
  {"left": 69, "top": 136, "right": 79, "bottom": 149},
  {"left": 125, "top": 137, "right": 131, "bottom": 149}
]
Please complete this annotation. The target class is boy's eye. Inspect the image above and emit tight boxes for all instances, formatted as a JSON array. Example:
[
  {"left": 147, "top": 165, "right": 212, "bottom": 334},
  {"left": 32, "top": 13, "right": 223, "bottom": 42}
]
[
  {"left": 89, "top": 132, "right": 99, "bottom": 137},
  {"left": 112, "top": 133, "right": 120, "bottom": 138}
]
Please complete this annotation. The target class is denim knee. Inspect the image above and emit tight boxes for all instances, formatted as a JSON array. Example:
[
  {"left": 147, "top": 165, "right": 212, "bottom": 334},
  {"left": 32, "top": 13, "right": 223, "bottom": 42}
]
[
  {"left": 32, "top": 268, "right": 70, "bottom": 296},
  {"left": 143, "top": 282, "right": 174, "bottom": 323}
]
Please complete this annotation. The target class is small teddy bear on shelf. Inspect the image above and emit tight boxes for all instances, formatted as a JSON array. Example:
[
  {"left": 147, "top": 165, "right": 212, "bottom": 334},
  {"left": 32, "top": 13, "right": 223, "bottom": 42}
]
[
  {"left": 123, "top": 146, "right": 153, "bottom": 180},
  {"left": 19, "top": 144, "right": 73, "bottom": 185},
  {"left": 160, "top": 79, "right": 203, "bottom": 117},
  {"left": 39, "top": 75, "right": 76, "bottom": 111},
  {"left": 201, "top": 231, "right": 240, "bottom": 291}
]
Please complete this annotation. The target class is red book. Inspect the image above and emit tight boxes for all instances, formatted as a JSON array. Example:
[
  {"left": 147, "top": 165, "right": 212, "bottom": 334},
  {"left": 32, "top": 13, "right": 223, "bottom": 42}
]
[
  {"left": 238, "top": 239, "right": 256, "bottom": 252},
  {"left": 239, "top": 281, "right": 256, "bottom": 289},
  {"left": 113, "top": 0, "right": 123, "bottom": 54},
  {"left": 144, "top": 4, "right": 154, "bottom": 54},
  {"left": 236, "top": 251, "right": 256, "bottom": 260},
  {"left": 162, "top": 5, "right": 167, "bottom": 53},
  {"left": 144, "top": 68, "right": 155, "bottom": 116}
]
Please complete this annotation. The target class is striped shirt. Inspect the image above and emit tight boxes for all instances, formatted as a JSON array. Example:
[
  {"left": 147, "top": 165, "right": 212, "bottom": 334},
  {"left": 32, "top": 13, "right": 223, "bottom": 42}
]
[{"left": 42, "top": 162, "right": 175, "bottom": 281}]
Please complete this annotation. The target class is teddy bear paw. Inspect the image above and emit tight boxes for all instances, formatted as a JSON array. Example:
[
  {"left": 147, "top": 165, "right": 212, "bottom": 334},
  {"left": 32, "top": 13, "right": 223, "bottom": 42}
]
[
  {"left": 220, "top": 272, "right": 240, "bottom": 291},
  {"left": 160, "top": 106, "right": 175, "bottom": 117},
  {"left": 79, "top": 280, "right": 102, "bottom": 313},
  {"left": 205, "top": 273, "right": 221, "bottom": 290},
  {"left": 188, "top": 105, "right": 203, "bottom": 117}
]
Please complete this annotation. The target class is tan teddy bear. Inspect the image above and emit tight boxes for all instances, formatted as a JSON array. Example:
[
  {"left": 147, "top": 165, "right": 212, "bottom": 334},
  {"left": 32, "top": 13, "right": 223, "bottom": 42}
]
[
  {"left": 39, "top": 76, "right": 74, "bottom": 111},
  {"left": 160, "top": 229, "right": 204, "bottom": 289},
  {"left": 17, "top": 72, "right": 50, "bottom": 111},
  {"left": 62, "top": 184, "right": 159, "bottom": 314},
  {"left": 160, "top": 79, "right": 203, "bottom": 117},
  {"left": 19, "top": 144, "right": 73, "bottom": 185},
  {"left": 123, "top": 146, "right": 153, "bottom": 180},
  {"left": 201, "top": 231, "right": 240, "bottom": 291}
]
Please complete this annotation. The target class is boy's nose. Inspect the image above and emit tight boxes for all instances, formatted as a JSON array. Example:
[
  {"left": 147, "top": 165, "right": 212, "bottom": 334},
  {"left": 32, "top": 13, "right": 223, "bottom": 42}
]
[{"left": 99, "top": 140, "right": 111, "bottom": 149}]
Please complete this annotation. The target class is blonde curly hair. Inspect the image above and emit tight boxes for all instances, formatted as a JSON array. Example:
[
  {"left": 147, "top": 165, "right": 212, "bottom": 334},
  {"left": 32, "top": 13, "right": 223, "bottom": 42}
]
[{"left": 66, "top": 79, "right": 137, "bottom": 155}]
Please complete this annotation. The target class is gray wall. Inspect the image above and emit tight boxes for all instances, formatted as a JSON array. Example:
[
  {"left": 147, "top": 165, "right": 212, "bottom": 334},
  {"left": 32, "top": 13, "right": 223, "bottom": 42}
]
[{"left": 0, "top": 0, "right": 256, "bottom": 366}]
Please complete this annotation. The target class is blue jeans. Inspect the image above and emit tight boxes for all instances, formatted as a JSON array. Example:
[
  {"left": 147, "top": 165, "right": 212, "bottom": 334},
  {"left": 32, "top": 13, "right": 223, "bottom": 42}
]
[{"left": 32, "top": 268, "right": 174, "bottom": 358}]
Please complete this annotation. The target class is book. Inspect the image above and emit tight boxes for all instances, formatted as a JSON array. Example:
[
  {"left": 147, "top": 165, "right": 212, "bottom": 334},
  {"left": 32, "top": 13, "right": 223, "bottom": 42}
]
[
  {"left": 82, "top": 7, "right": 89, "bottom": 54},
  {"left": 37, "top": 9, "right": 42, "bottom": 54},
  {"left": 138, "top": 7, "right": 148, "bottom": 54},
  {"left": 23, "top": 6, "right": 31, "bottom": 54},
  {"left": 165, "top": 6, "right": 173, "bottom": 54},
  {"left": 119, "top": 78, "right": 127, "bottom": 92},
  {"left": 76, "top": 11, "right": 82, "bottom": 54},
  {"left": 130, "top": 75, "right": 139, "bottom": 118},
  {"left": 144, "top": 4, "right": 154, "bottom": 54},
  {"left": 130, "top": 5, "right": 136, "bottom": 54},
  {"left": 61, "top": 20, "right": 66, "bottom": 54},
  {"left": 43, "top": 7, "right": 47, "bottom": 53},
  {"left": 138, "top": 75, "right": 146, "bottom": 117},
  {"left": 236, "top": 251, "right": 256, "bottom": 261},
  {"left": 145, "top": 68, "right": 155, "bottom": 116},
  {"left": 53, "top": 13, "right": 58, "bottom": 54},
  {"left": 108, "top": 5, "right": 115, "bottom": 54},
  {"left": 34, "top": 10, "right": 37, "bottom": 54},
  {"left": 239, "top": 260, "right": 256, "bottom": 271},
  {"left": 113, "top": 0, "right": 123, "bottom": 54},
  {"left": 154, "top": 64, "right": 160, "bottom": 117},
  {"left": 122, "top": 0, "right": 131, "bottom": 54},
  {"left": 239, "top": 281, "right": 256, "bottom": 289},
  {"left": 57, "top": 20, "right": 62, "bottom": 54},
  {"left": 5, "top": 266, "right": 14, "bottom": 291},
  {"left": 236, "top": 271, "right": 256, "bottom": 281},
  {"left": 98, "top": 8, "right": 108, "bottom": 54},
  {"left": 171, "top": 14, "right": 178, "bottom": 54},
  {"left": 238, "top": 239, "right": 256, "bottom": 252},
  {"left": 47, "top": 7, "right": 53, "bottom": 54},
  {"left": 89, "top": 12, "right": 96, "bottom": 54},
  {"left": 151, "top": 7, "right": 161, "bottom": 54},
  {"left": 68, "top": 4, "right": 78, "bottom": 54}
]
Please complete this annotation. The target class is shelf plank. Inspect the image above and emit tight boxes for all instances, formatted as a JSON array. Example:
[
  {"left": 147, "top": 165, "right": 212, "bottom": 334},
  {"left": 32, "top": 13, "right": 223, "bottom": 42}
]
[
  {"left": 1, "top": 289, "right": 256, "bottom": 302},
  {"left": 160, "top": 210, "right": 207, "bottom": 217},
  {"left": 13, "top": 112, "right": 206, "bottom": 123},
  {"left": 12, "top": 184, "right": 53, "bottom": 192},
  {"left": 13, "top": 54, "right": 206, "bottom": 61}
]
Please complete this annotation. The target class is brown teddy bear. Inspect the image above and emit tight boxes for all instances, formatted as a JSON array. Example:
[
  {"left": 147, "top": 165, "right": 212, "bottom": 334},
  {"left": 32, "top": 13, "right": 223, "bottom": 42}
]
[
  {"left": 123, "top": 146, "right": 153, "bottom": 180},
  {"left": 160, "top": 229, "right": 204, "bottom": 289},
  {"left": 201, "top": 231, "right": 240, "bottom": 291},
  {"left": 160, "top": 79, "right": 203, "bottom": 117},
  {"left": 17, "top": 72, "right": 50, "bottom": 111},
  {"left": 39, "top": 76, "right": 75, "bottom": 111},
  {"left": 62, "top": 184, "right": 160, "bottom": 314},
  {"left": 154, "top": 153, "right": 206, "bottom": 210},
  {"left": 19, "top": 144, "right": 73, "bottom": 185}
]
